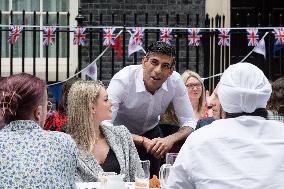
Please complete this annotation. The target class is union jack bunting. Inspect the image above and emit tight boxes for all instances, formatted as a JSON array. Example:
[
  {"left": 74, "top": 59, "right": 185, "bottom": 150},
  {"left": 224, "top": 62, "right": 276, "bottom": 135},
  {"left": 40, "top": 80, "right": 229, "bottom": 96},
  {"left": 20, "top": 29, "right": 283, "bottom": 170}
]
[
  {"left": 43, "top": 26, "right": 56, "bottom": 46},
  {"left": 187, "top": 28, "right": 202, "bottom": 46},
  {"left": 273, "top": 28, "right": 284, "bottom": 46},
  {"left": 160, "top": 28, "right": 173, "bottom": 44},
  {"left": 129, "top": 27, "right": 144, "bottom": 46},
  {"left": 103, "top": 27, "right": 116, "bottom": 46},
  {"left": 247, "top": 28, "right": 259, "bottom": 46},
  {"left": 73, "top": 27, "right": 86, "bottom": 46},
  {"left": 217, "top": 29, "right": 230, "bottom": 46},
  {"left": 8, "top": 25, "right": 23, "bottom": 44}
]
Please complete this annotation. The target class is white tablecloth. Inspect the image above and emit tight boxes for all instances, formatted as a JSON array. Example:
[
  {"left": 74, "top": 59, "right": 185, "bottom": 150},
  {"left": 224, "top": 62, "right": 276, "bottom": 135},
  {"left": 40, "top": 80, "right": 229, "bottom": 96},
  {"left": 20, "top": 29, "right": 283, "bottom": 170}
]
[{"left": 76, "top": 182, "right": 135, "bottom": 189}]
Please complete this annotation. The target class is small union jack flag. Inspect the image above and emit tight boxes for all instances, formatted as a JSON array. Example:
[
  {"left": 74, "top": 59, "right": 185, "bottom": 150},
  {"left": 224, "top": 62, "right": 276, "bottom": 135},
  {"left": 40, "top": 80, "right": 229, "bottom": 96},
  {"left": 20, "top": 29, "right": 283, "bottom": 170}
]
[
  {"left": 218, "top": 29, "right": 230, "bottom": 46},
  {"left": 103, "top": 27, "right": 116, "bottom": 46},
  {"left": 43, "top": 26, "right": 56, "bottom": 46},
  {"left": 273, "top": 28, "right": 284, "bottom": 46},
  {"left": 73, "top": 27, "right": 86, "bottom": 46},
  {"left": 129, "top": 27, "right": 144, "bottom": 46},
  {"left": 8, "top": 25, "right": 23, "bottom": 44},
  {"left": 247, "top": 28, "right": 259, "bottom": 46},
  {"left": 187, "top": 28, "right": 202, "bottom": 46},
  {"left": 160, "top": 28, "right": 173, "bottom": 44}
]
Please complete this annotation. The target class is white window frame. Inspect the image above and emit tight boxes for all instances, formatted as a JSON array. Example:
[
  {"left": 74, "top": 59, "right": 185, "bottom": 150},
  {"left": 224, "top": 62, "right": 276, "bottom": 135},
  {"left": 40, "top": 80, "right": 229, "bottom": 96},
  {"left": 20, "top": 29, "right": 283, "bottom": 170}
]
[{"left": 1, "top": 0, "right": 78, "bottom": 81}]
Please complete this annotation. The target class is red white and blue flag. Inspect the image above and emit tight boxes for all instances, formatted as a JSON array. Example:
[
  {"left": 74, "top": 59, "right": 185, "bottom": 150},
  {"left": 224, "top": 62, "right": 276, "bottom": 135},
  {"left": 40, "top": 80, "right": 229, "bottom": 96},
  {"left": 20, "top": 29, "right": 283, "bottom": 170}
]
[
  {"left": 160, "top": 28, "right": 173, "bottom": 44},
  {"left": 128, "top": 27, "right": 145, "bottom": 56},
  {"left": 247, "top": 28, "right": 259, "bottom": 46},
  {"left": 73, "top": 27, "right": 86, "bottom": 46},
  {"left": 43, "top": 26, "right": 56, "bottom": 46},
  {"left": 8, "top": 25, "right": 23, "bottom": 44},
  {"left": 103, "top": 27, "right": 116, "bottom": 46},
  {"left": 187, "top": 28, "right": 202, "bottom": 46},
  {"left": 218, "top": 29, "right": 230, "bottom": 46},
  {"left": 129, "top": 27, "right": 144, "bottom": 46},
  {"left": 273, "top": 28, "right": 284, "bottom": 46}
]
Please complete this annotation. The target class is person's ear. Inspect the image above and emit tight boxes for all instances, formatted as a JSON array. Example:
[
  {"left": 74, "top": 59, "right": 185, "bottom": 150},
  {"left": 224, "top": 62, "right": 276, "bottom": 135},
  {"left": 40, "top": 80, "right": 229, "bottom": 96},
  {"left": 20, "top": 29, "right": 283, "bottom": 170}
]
[
  {"left": 33, "top": 105, "right": 42, "bottom": 123},
  {"left": 90, "top": 102, "right": 97, "bottom": 115},
  {"left": 168, "top": 64, "right": 175, "bottom": 75},
  {"left": 142, "top": 56, "right": 147, "bottom": 69}
]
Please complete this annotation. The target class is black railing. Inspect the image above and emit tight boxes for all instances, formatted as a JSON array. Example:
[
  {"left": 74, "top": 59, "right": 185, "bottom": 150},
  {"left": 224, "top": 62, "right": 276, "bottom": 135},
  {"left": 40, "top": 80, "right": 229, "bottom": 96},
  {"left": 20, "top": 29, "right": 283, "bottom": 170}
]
[{"left": 0, "top": 10, "right": 284, "bottom": 91}]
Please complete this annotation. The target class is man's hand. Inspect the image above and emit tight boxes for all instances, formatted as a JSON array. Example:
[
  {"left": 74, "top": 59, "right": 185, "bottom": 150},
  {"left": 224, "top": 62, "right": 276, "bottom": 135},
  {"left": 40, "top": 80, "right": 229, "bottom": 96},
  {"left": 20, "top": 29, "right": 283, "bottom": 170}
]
[
  {"left": 142, "top": 137, "right": 156, "bottom": 153},
  {"left": 149, "top": 136, "right": 175, "bottom": 159},
  {"left": 149, "top": 127, "right": 194, "bottom": 159}
]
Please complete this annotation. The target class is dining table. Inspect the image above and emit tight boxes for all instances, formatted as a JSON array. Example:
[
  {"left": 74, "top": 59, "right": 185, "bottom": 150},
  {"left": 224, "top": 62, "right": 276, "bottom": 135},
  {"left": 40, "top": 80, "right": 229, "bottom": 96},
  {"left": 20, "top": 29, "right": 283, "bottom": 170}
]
[{"left": 76, "top": 182, "right": 135, "bottom": 189}]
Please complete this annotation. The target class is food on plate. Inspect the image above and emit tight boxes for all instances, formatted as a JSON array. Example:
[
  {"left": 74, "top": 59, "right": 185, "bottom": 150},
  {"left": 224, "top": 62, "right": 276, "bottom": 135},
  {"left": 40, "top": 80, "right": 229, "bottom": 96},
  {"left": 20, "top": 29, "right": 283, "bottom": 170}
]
[{"left": 149, "top": 175, "right": 160, "bottom": 188}]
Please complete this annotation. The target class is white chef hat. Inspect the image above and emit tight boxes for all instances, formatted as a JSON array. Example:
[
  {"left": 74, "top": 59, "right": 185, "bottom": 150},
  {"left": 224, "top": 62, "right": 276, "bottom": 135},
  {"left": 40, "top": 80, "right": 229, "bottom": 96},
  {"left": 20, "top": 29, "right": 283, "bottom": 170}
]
[{"left": 217, "top": 62, "right": 272, "bottom": 113}]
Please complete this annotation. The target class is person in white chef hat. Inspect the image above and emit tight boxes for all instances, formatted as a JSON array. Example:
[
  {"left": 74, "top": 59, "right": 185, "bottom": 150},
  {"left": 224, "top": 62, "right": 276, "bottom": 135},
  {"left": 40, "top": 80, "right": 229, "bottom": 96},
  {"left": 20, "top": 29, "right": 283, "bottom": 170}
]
[{"left": 166, "top": 62, "right": 284, "bottom": 189}]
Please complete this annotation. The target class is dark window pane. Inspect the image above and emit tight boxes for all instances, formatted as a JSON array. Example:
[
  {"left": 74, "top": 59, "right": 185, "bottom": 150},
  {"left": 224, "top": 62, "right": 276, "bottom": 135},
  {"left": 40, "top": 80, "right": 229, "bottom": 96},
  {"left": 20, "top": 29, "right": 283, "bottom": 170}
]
[
  {"left": 0, "top": 0, "right": 9, "bottom": 11},
  {"left": 12, "top": 0, "right": 40, "bottom": 11},
  {"left": 43, "top": 0, "right": 69, "bottom": 12}
]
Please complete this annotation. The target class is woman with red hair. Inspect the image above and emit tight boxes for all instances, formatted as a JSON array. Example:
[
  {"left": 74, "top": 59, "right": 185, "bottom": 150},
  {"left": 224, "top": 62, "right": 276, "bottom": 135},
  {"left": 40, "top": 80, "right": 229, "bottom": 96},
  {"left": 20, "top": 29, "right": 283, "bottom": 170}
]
[{"left": 0, "top": 73, "right": 77, "bottom": 188}]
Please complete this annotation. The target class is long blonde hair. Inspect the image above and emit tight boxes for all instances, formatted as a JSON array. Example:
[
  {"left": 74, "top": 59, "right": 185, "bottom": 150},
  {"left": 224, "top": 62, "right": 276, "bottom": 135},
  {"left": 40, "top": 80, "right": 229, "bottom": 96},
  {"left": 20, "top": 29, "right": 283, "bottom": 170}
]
[
  {"left": 181, "top": 70, "right": 206, "bottom": 117},
  {"left": 67, "top": 80, "right": 104, "bottom": 153}
]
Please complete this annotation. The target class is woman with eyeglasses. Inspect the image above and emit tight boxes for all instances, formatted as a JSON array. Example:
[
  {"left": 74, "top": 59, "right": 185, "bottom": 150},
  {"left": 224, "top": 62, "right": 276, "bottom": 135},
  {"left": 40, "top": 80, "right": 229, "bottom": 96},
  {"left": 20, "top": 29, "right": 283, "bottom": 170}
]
[
  {"left": 160, "top": 70, "right": 207, "bottom": 126},
  {"left": 182, "top": 70, "right": 207, "bottom": 119}
]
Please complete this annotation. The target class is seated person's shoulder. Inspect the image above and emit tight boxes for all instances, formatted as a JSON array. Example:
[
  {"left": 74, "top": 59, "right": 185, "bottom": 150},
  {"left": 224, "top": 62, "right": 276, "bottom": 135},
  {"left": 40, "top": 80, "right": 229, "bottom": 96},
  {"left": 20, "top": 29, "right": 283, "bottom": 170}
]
[
  {"left": 102, "top": 125, "right": 132, "bottom": 144},
  {"left": 196, "top": 117, "right": 215, "bottom": 130},
  {"left": 45, "top": 131, "right": 76, "bottom": 147},
  {"left": 103, "top": 124, "right": 130, "bottom": 135}
]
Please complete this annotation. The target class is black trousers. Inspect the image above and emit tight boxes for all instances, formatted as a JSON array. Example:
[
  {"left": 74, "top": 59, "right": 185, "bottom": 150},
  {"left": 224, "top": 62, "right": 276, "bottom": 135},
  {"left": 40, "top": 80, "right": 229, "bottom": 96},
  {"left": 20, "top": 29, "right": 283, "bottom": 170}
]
[{"left": 135, "top": 126, "right": 162, "bottom": 177}]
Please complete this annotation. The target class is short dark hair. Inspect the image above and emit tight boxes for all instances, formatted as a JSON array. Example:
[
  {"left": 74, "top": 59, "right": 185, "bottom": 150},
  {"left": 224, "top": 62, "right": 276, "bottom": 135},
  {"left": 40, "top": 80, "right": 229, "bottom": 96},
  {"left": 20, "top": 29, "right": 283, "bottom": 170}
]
[
  {"left": 267, "top": 77, "right": 284, "bottom": 115},
  {"left": 225, "top": 108, "right": 268, "bottom": 119},
  {"left": 145, "top": 41, "right": 176, "bottom": 64}
]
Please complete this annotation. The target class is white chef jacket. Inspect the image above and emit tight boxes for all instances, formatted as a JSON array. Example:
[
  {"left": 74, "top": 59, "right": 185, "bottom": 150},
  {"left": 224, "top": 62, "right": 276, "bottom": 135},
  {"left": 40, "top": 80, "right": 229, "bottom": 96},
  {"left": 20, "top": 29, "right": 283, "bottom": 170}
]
[
  {"left": 167, "top": 116, "right": 284, "bottom": 189},
  {"left": 106, "top": 65, "right": 196, "bottom": 135}
]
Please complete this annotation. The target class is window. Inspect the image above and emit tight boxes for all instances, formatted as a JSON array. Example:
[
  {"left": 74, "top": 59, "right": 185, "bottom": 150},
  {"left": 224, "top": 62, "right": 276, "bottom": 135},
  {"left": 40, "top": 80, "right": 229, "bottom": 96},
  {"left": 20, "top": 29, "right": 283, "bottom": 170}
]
[{"left": 0, "top": 0, "right": 78, "bottom": 81}]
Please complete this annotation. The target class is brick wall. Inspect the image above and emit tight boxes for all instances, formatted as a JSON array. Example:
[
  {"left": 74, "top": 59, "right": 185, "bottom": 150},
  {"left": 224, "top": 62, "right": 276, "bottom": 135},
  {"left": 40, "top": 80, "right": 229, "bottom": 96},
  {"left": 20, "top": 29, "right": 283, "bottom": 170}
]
[{"left": 79, "top": 0, "right": 205, "bottom": 84}]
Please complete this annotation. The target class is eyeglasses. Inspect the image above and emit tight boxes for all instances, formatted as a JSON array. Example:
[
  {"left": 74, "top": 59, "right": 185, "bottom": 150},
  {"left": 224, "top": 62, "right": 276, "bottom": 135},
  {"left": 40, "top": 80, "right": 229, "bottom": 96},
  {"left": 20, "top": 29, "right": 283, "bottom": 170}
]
[
  {"left": 47, "top": 101, "right": 53, "bottom": 113},
  {"left": 186, "top": 83, "right": 202, "bottom": 90}
]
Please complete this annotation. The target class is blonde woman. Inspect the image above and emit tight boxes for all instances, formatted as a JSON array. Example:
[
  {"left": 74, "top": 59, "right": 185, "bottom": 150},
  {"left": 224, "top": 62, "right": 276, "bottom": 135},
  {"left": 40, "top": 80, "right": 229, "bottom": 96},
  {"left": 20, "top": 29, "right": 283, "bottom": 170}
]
[
  {"left": 181, "top": 70, "right": 206, "bottom": 119},
  {"left": 67, "top": 80, "right": 142, "bottom": 182}
]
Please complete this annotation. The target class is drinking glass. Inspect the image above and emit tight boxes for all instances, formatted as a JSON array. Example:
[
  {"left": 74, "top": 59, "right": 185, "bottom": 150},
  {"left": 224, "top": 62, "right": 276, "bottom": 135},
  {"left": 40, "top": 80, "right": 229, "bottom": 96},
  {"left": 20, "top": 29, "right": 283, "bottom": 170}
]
[
  {"left": 159, "top": 164, "right": 172, "bottom": 189},
  {"left": 135, "top": 160, "right": 150, "bottom": 189},
  {"left": 165, "top": 153, "right": 178, "bottom": 165},
  {"left": 98, "top": 172, "right": 117, "bottom": 189}
]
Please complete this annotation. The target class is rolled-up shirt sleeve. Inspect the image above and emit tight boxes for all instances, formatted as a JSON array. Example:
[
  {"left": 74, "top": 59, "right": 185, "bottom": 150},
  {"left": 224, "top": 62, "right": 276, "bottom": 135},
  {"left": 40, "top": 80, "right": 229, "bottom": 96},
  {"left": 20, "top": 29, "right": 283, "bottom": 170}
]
[{"left": 172, "top": 78, "right": 197, "bottom": 129}]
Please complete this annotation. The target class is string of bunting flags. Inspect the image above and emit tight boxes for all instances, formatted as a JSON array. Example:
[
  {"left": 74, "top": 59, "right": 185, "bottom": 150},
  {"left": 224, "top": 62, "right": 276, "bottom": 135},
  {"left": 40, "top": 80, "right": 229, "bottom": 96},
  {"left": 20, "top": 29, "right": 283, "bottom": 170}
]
[
  {"left": 5, "top": 24, "right": 284, "bottom": 55},
  {"left": 44, "top": 28, "right": 271, "bottom": 100}
]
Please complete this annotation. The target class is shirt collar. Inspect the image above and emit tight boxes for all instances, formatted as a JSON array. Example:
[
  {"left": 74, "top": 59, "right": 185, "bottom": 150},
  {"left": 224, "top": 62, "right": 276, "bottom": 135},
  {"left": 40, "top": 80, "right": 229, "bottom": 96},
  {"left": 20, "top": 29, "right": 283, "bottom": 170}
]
[
  {"left": 135, "top": 66, "right": 146, "bottom": 93},
  {"left": 135, "top": 66, "right": 169, "bottom": 93},
  {"left": 2, "top": 120, "right": 42, "bottom": 131}
]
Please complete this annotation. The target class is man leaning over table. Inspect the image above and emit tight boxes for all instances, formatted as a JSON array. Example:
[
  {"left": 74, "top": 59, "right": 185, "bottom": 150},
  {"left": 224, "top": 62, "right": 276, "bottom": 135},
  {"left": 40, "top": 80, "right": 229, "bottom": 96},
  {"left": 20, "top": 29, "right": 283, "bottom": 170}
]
[{"left": 106, "top": 41, "right": 197, "bottom": 176}]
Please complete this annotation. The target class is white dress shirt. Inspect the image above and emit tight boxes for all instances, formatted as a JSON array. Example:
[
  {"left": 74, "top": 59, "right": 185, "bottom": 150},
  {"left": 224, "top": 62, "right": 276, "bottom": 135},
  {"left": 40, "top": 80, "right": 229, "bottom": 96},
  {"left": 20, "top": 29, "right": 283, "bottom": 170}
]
[
  {"left": 106, "top": 65, "right": 196, "bottom": 135},
  {"left": 167, "top": 116, "right": 284, "bottom": 189}
]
